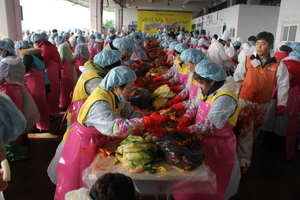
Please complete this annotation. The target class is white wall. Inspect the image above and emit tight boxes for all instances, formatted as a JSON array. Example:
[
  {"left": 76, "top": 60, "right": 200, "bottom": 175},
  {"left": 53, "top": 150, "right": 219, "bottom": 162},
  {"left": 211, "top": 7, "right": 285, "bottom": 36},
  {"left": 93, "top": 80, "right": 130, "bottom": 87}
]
[
  {"left": 192, "top": 4, "right": 279, "bottom": 43},
  {"left": 193, "top": 5, "right": 240, "bottom": 37},
  {"left": 274, "top": 0, "right": 300, "bottom": 50},
  {"left": 123, "top": 8, "right": 137, "bottom": 27},
  {"left": 237, "top": 5, "right": 279, "bottom": 43}
]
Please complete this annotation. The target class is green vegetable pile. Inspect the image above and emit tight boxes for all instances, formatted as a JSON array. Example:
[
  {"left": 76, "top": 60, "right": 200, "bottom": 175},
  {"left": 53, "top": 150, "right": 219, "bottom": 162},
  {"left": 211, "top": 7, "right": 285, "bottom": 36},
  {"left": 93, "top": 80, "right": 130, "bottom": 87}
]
[{"left": 115, "top": 135, "right": 159, "bottom": 174}]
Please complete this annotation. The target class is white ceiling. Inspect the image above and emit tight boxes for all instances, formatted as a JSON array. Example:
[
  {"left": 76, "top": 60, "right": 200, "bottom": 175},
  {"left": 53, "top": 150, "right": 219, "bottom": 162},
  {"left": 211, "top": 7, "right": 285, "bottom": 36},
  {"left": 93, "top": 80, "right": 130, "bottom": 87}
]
[{"left": 65, "top": 0, "right": 216, "bottom": 12}]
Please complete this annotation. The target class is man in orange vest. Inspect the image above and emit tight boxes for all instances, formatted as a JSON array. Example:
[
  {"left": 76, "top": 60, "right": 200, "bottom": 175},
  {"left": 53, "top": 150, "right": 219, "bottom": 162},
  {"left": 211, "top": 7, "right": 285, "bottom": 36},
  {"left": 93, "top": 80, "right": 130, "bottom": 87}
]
[{"left": 234, "top": 31, "right": 289, "bottom": 174}]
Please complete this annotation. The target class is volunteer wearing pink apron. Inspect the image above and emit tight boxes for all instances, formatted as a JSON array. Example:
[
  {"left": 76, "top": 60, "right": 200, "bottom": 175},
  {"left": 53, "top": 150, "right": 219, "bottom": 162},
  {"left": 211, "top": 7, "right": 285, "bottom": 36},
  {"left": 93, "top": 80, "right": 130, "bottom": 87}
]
[
  {"left": 32, "top": 33, "right": 61, "bottom": 116},
  {"left": 15, "top": 40, "right": 51, "bottom": 130},
  {"left": 55, "top": 36, "right": 75, "bottom": 108},
  {"left": 165, "top": 48, "right": 206, "bottom": 108},
  {"left": 73, "top": 43, "right": 89, "bottom": 77},
  {"left": 55, "top": 66, "right": 168, "bottom": 200},
  {"left": 87, "top": 34, "right": 101, "bottom": 61},
  {"left": 0, "top": 40, "right": 40, "bottom": 135},
  {"left": 175, "top": 60, "right": 240, "bottom": 200},
  {"left": 154, "top": 43, "right": 189, "bottom": 94}
]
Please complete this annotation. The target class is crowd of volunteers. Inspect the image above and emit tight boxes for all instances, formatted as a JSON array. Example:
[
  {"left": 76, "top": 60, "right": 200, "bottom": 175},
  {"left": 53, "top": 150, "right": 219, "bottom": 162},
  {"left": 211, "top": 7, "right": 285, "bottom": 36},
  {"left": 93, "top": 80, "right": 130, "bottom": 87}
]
[{"left": 0, "top": 26, "right": 299, "bottom": 200}]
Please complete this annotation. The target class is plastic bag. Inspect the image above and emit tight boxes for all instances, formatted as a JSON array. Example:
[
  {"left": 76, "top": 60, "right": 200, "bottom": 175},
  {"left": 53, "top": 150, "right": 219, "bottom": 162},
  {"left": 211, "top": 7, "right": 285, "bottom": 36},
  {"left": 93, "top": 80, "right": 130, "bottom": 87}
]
[
  {"left": 5, "top": 143, "right": 30, "bottom": 162},
  {"left": 47, "top": 141, "right": 64, "bottom": 184},
  {"left": 128, "top": 87, "right": 151, "bottom": 109},
  {"left": 156, "top": 131, "right": 205, "bottom": 171}
]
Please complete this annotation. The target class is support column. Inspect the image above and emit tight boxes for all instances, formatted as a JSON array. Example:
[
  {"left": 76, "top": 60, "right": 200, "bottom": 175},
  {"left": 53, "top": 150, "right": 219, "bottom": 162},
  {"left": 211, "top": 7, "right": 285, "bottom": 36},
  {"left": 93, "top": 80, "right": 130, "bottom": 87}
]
[
  {"left": 0, "top": 0, "right": 22, "bottom": 41},
  {"left": 114, "top": 5, "right": 123, "bottom": 30},
  {"left": 90, "top": 0, "right": 103, "bottom": 33}
]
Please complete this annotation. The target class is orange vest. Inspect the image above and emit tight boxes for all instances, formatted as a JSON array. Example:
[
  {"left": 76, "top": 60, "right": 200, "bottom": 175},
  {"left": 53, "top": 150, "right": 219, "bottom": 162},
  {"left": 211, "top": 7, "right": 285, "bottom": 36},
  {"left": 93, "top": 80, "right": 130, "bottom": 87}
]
[{"left": 239, "top": 55, "right": 279, "bottom": 103}]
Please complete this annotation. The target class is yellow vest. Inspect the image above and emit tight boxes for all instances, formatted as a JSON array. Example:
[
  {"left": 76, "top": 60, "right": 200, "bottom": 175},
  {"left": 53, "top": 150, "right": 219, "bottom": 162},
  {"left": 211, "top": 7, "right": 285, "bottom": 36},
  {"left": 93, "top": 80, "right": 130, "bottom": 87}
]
[
  {"left": 72, "top": 72, "right": 103, "bottom": 102},
  {"left": 200, "top": 90, "right": 239, "bottom": 126},
  {"left": 77, "top": 86, "right": 121, "bottom": 126},
  {"left": 66, "top": 72, "right": 103, "bottom": 122},
  {"left": 189, "top": 73, "right": 198, "bottom": 86},
  {"left": 174, "top": 59, "right": 188, "bottom": 75}
]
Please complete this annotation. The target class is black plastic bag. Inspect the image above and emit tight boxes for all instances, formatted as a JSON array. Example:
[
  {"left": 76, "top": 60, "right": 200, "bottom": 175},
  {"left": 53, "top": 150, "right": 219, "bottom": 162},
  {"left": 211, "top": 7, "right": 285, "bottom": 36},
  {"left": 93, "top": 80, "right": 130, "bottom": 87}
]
[
  {"left": 128, "top": 87, "right": 151, "bottom": 109},
  {"left": 156, "top": 131, "right": 205, "bottom": 171}
]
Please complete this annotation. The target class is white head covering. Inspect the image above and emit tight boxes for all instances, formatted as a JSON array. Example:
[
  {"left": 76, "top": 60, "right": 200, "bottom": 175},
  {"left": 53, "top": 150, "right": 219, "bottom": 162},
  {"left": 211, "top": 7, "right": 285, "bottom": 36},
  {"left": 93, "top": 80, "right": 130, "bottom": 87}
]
[{"left": 220, "top": 30, "right": 230, "bottom": 41}]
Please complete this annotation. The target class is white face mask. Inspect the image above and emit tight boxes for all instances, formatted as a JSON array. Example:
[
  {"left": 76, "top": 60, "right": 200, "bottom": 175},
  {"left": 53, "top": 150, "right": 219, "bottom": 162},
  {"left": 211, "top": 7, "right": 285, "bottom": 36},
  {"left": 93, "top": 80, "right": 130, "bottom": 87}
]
[{"left": 109, "top": 33, "right": 115, "bottom": 37}]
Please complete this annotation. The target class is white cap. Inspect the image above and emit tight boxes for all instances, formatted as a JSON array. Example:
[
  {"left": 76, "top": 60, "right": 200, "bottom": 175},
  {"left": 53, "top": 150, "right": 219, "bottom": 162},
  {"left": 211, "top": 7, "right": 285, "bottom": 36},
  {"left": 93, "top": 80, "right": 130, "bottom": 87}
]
[
  {"left": 220, "top": 30, "right": 230, "bottom": 41},
  {"left": 236, "top": 36, "right": 244, "bottom": 43}
]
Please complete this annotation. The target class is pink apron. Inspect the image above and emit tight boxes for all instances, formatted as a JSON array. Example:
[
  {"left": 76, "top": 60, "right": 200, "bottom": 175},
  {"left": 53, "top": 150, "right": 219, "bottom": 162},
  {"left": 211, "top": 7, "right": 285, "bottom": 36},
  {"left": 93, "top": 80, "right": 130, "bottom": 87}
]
[
  {"left": 55, "top": 123, "right": 107, "bottom": 200},
  {"left": 189, "top": 81, "right": 198, "bottom": 100},
  {"left": 174, "top": 100, "right": 236, "bottom": 200},
  {"left": 65, "top": 99, "right": 86, "bottom": 125},
  {"left": 25, "top": 68, "right": 50, "bottom": 130},
  {"left": 46, "top": 60, "right": 60, "bottom": 115},
  {"left": 88, "top": 45, "right": 97, "bottom": 61},
  {"left": 60, "top": 60, "right": 74, "bottom": 108},
  {"left": 74, "top": 56, "right": 88, "bottom": 78},
  {"left": 286, "top": 85, "right": 299, "bottom": 160},
  {"left": 178, "top": 73, "right": 188, "bottom": 86},
  {"left": 0, "top": 80, "right": 23, "bottom": 111}
]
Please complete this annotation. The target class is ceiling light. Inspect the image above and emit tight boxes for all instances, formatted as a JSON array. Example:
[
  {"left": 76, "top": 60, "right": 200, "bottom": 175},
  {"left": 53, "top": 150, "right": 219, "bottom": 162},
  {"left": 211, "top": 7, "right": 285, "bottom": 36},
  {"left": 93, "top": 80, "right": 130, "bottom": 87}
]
[{"left": 182, "top": 4, "right": 186, "bottom": 8}]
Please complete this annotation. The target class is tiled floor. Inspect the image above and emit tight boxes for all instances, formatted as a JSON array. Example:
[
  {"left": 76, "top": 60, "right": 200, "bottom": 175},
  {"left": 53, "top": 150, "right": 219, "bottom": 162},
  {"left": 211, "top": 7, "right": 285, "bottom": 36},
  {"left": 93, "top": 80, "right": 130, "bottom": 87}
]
[{"left": 3, "top": 115, "right": 300, "bottom": 200}]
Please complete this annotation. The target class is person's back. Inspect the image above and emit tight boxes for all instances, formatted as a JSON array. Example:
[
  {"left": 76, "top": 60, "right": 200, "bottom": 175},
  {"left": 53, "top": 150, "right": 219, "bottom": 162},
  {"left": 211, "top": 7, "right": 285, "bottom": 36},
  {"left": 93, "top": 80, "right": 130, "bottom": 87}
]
[{"left": 40, "top": 39, "right": 61, "bottom": 65}]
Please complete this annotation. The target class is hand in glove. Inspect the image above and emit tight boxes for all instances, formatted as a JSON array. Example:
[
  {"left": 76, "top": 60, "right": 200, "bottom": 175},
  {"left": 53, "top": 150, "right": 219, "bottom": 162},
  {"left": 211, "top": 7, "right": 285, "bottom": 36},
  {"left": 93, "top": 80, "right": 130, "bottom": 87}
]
[
  {"left": 164, "top": 95, "right": 182, "bottom": 109},
  {"left": 153, "top": 75, "right": 164, "bottom": 83},
  {"left": 277, "top": 105, "right": 286, "bottom": 116},
  {"left": 169, "top": 102, "right": 184, "bottom": 112},
  {"left": 169, "top": 86, "right": 181, "bottom": 93},
  {"left": 144, "top": 127, "right": 169, "bottom": 137},
  {"left": 154, "top": 81, "right": 172, "bottom": 87},
  {"left": 169, "top": 102, "right": 185, "bottom": 117},
  {"left": 177, "top": 116, "right": 191, "bottom": 130},
  {"left": 143, "top": 112, "right": 169, "bottom": 130}
]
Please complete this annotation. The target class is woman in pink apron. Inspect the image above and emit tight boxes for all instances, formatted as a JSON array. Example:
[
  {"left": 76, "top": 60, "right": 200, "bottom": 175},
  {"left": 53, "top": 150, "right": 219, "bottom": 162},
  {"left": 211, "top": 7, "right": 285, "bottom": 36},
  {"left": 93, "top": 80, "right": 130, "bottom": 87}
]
[
  {"left": 15, "top": 40, "right": 51, "bottom": 130},
  {"left": 175, "top": 60, "right": 240, "bottom": 200},
  {"left": 32, "top": 33, "right": 61, "bottom": 116},
  {"left": 0, "top": 40, "right": 40, "bottom": 137},
  {"left": 47, "top": 50, "right": 124, "bottom": 185},
  {"left": 55, "top": 36, "right": 75, "bottom": 108},
  {"left": 73, "top": 43, "right": 89, "bottom": 77},
  {"left": 55, "top": 66, "right": 168, "bottom": 200},
  {"left": 165, "top": 48, "right": 206, "bottom": 108},
  {"left": 154, "top": 43, "right": 189, "bottom": 94},
  {"left": 87, "top": 34, "right": 101, "bottom": 61}
]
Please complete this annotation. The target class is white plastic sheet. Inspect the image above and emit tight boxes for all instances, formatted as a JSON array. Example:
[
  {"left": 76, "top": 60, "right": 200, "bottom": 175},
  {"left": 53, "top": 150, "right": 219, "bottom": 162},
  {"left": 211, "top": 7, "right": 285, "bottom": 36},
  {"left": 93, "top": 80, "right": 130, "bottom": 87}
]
[{"left": 82, "top": 153, "right": 216, "bottom": 195}]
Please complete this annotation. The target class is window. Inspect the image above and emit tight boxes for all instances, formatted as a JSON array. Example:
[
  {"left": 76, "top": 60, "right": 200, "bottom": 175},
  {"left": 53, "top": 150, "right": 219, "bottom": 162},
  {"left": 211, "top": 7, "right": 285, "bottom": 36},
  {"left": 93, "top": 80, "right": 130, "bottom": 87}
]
[
  {"left": 281, "top": 25, "right": 298, "bottom": 42},
  {"left": 230, "top": 28, "right": 235, "bottom": 37}
]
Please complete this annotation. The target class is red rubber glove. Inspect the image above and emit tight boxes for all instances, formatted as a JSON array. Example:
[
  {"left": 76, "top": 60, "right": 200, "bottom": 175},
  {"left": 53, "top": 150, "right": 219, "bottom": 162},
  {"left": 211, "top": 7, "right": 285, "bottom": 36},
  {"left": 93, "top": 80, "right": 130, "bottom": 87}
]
[
  {"left": 177, "top": 116, "right": 191, "bottom": 130},
  {"left": 277, "top": 105, "right": 286, "bottom": 116},
  {"left": 154, "top": 81, "right": 172, "bottom": 87},
  {"left": 145, "top": 127, "right": 168, "bottom": 137},
  {"left": 169, "top": 102, "right": 184, "bottom": 112},
  {"left": 143, "top": 112, "right": 169, "bottom": 130},
  {"left": 169, "top": 86, "right": 181, "bottom": 93},
  {"left": 164, "top": 95, "right": 182, "bottom": 109},
  {"left": 153, "top": 75, "right": 164, "bottom": 83}
]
